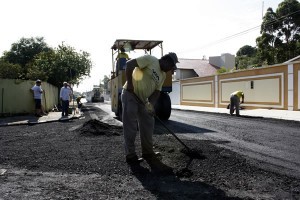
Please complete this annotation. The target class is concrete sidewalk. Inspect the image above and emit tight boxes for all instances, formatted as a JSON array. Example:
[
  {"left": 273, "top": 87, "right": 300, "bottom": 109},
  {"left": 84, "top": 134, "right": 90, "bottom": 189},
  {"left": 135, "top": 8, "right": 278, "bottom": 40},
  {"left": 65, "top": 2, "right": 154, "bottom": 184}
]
[
  {"left": 172, "top": 105, "right": 300, "bottom": 122},
  {"left": 0, "top": 111, "right": 83, "bottom": 127},
  {"left": 1, "top": 104, "right": 299, "bottom": 127}
]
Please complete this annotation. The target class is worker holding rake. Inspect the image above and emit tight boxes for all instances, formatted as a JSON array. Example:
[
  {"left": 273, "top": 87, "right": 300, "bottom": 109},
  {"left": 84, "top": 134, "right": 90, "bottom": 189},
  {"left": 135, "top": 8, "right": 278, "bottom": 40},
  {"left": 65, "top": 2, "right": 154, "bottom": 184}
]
[{"left": 121, "top": 52, "right": 179, "bottom": 174}]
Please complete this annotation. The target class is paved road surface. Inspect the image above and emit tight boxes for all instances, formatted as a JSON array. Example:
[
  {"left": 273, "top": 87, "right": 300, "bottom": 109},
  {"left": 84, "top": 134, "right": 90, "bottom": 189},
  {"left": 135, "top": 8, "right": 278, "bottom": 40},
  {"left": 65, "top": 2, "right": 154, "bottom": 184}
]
[
  {"left": 168, "top": 109, "right": 300, "bottom": 178},
  {"left": 94, "top": 102, "right": 300, "bottom": 179}
]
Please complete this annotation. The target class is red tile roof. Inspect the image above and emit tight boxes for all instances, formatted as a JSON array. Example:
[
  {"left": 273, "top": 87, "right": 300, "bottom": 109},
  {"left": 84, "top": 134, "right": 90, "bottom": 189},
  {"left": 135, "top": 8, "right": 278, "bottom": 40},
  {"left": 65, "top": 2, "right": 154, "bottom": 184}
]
[{"left": 177, "top": 58, "right": 220, "bottom": 77}]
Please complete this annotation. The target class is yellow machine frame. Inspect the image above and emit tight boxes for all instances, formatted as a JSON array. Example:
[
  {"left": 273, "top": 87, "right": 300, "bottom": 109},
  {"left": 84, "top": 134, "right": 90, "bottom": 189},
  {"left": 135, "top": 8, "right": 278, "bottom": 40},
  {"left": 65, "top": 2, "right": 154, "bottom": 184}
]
[{"left": 110, "top": 39, "right": 173, "bottom": 120}]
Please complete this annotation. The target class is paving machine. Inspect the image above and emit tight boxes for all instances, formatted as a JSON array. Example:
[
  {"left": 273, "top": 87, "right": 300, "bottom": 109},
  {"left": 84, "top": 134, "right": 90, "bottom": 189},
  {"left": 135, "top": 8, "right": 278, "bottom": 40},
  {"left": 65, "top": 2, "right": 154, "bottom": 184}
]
[
  {"left": 91, "top": 85, "right": 104, "bottom": 102},
  {"left": 109, "top": 39, "right": 173, "bottom": 120}
]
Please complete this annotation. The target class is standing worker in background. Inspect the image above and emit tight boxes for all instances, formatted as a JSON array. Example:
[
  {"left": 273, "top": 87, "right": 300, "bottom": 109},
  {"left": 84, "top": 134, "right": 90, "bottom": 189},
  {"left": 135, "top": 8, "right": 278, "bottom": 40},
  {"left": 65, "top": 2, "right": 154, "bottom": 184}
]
[
  {"left": 230, "top": 90, "right": 244, "bottom": 117},
  {"left": 31, "top": 79, "right": 45, "bottom": 117},
  {"left": 60, "top": 82, "right": 72, "bottom": 117},
  {"left": 116, "top": 47, "right": 130, "bottom": 73},
  {"left": 121, "top": 52, "right": 179, "bottom": 174},
  {"left": 116, "top": 47, "right": 130, "bottom": 62}
]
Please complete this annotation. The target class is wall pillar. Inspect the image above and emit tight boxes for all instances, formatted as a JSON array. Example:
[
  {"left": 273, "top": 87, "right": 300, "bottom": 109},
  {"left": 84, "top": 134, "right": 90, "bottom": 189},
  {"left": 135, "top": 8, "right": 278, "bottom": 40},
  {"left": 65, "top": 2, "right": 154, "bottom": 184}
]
[
  {"left": 215, "top": 75, "right": 218, "bottom": 108},
  {"left": 288, "top": 64, "right": 294, "bottom": 110}
]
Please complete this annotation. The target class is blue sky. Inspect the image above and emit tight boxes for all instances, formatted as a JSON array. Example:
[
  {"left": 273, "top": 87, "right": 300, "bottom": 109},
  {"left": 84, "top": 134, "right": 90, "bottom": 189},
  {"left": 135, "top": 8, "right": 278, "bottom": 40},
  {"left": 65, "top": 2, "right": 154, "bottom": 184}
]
[{"left": 0, "top": 0, "right": 283, "bottom": 92}]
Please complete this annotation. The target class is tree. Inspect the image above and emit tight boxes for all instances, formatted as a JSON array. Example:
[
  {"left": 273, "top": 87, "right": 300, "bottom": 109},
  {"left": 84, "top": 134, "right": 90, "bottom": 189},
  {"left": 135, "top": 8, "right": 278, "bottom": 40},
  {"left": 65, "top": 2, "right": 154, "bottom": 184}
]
[
  {"left": 0, "top": 59, "right": 22, "bottom": 79},
  {"left": 0, "top": 37, "right": 92, "bottom": 89},
  {"left": 2, "top": 37, "right": 52, "bottom": 79},
  {"left": 236, "top": 45, "right": 258, "bottom": 69},
  {"left": 102, "top": 75, "right": 110, "bottom": 90},
  {"left": 236, "top": 45, "right": 256, "bottom": 57},
  {"left": 31, "top": 42, "right": 92, "bottom": 88},
  {"left": 256, "top": 0, "right": 300, "bottom": 64},
  {"left": 217, "top": 67, "right": 230, "bottom": 74}
]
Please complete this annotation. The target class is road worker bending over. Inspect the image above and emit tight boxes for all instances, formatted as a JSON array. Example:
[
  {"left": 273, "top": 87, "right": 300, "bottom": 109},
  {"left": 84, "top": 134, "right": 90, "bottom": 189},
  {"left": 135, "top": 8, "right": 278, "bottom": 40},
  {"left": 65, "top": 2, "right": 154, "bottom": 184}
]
[
  {"left": 230, "top": 90, "right": 244, "bottom": 117},
  {"left": 121, "top": 52, "right": 179, "bottom": 175}
]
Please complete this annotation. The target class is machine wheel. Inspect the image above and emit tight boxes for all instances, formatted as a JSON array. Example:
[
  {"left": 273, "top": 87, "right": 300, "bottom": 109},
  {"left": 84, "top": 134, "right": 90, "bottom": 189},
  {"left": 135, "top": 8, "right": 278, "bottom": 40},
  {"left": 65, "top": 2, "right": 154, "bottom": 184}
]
[{"left": 155, "top": 92, "right": 171, "bottom": 120}]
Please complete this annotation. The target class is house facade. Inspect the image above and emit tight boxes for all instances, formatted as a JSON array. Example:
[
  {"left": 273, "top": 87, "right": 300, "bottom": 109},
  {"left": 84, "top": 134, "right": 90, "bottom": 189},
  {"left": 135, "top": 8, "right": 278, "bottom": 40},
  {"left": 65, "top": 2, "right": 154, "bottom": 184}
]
[
  {"left": 174, "top": 53, "right": 235, "bottom": 81},
  {"left": 171, "top": 53, "right": 235, "bottom": 104},
  {"left": 176, "top": 59, "right": 300, "bottom": 111}
]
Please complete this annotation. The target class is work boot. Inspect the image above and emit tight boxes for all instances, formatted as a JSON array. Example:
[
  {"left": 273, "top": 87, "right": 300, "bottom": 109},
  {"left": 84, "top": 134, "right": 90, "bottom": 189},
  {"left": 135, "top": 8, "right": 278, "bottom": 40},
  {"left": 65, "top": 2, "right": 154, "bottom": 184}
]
[
  {"left": 142, "top": 153, "right": 173, "bottom": 175},
  {"left": 126, "top": 155, "right": 147, "bottom": 175},
  {"left": 126, "top": 155, "right": 144, "bottom": 165},
  {"left": 128, "top": 164, "right": 149, "bottom": 175}
]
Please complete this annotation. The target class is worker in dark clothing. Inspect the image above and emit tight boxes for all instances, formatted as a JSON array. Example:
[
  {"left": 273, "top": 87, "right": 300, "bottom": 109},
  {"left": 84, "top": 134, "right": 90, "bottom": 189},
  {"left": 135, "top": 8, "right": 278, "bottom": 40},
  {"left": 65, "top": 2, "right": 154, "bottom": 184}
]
[
  {"left": 230, "top": 91, "right": 244, "bottom": 116},
  {"left": 76, "top": 96, "right": 82, "bottom": 109},
  {"left": 116, "top": 47, "right": 130, "bottom": 71}
]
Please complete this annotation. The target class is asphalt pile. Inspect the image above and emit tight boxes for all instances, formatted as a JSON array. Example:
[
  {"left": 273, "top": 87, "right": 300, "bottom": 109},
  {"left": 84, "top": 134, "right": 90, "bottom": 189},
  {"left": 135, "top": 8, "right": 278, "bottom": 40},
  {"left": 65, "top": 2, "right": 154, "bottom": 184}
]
[{"left": 78, "top": 119, "right": 122, "bottom": 136}]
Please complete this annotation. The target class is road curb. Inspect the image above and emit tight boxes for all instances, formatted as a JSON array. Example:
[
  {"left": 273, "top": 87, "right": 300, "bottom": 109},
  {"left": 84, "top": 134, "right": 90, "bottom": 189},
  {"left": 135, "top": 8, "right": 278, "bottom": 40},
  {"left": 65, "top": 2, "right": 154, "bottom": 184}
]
[{"left": 0, "top": 115, "right": 82, "bottom": 127}]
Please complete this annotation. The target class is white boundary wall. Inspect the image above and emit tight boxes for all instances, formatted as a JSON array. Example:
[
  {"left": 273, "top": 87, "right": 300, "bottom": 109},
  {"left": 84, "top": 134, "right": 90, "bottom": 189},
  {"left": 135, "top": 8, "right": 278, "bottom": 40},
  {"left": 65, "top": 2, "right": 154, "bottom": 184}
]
[{"left": 178, "top": 62, "right": 300, "bottom": 111}]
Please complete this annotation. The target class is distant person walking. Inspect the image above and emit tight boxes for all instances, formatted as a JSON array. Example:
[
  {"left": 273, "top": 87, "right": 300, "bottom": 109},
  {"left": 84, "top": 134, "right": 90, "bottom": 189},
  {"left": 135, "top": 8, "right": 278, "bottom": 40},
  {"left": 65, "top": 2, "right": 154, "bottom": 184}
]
[
  {"left": 230, "top": 90, "right": 244, "bottom": 116},
  {"left": 60, "top": 82, "right": 72, "bottom": 117},
  {"left": 31, "top": 79, "right": 45, "bottom": 117}
]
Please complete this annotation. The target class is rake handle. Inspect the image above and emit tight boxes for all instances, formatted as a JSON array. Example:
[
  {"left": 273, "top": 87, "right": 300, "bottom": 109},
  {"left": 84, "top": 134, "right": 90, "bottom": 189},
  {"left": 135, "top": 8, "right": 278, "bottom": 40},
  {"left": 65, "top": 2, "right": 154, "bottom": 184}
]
[
  {"left": 131, "top": 91, "right": 192, "bottom": 152},
  {"left": 154, "top": 115, "right": 192, "bottom": 152}
]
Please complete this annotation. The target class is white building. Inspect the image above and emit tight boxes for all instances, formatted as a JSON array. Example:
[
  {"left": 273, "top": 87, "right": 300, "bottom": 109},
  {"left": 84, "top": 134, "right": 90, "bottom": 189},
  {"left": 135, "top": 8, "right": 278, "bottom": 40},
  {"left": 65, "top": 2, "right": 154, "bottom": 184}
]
[{"left": 171, "top": 53, "right": 235, "bottom": 104}]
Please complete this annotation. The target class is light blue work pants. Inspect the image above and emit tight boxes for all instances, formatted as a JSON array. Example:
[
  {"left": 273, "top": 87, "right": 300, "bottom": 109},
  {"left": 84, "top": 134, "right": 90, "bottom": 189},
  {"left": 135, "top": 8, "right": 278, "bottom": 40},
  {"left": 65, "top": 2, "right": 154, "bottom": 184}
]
[{"left": 121, "top": 89, "right": 154, "bottom": 157}]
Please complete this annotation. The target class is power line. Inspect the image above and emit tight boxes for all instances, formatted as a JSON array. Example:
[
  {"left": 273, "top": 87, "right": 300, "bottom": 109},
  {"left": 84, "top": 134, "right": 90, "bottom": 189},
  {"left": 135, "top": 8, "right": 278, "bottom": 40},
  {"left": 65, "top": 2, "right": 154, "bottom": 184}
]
[{"left": 179, "top": 9, "right": 300, "bottom": 55}]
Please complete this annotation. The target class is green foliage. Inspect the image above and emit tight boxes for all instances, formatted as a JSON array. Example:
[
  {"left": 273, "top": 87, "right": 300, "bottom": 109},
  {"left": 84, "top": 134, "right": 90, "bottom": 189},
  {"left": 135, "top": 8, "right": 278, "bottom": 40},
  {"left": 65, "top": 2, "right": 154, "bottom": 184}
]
[
  {"left": 31, "top": 42, "right": 92, "bottom": 88},
  {"left": 236, "top": 45, "right": 260, "bottom": 69},
  {"left": 235, "top": 0, "right": 300, "bottom": 68},
  {"left": 102, "top": 75, "right": 110, "bottom": 90},
  {"left": 26, "top": 63, "right": 49, "bottom": 81},
  {"left": 236, "top": 55, "right": 261, "bottom": 69},
  {"left": 0, "top": 59, "right": 22, "bottom": 79},
  {"left": 236, "top": 45, "right": 256, "bottom": 57},
  {"left": 0, "top": 37, "right": 92, "bottom": 89},
  {"left": 2, "top": 37, "right": 51, "bottom": 78},
  {"left": 217, "top": 67, "right": 230, "bottom": 74},
  {"left": 256, "top": 0, "right": 300, "bottom": 64}
]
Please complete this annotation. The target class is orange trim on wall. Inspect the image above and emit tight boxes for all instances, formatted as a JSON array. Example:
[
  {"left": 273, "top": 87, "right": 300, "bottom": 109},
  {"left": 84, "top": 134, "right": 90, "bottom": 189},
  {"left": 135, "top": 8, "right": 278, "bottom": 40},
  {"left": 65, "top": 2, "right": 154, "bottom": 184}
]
[
  {"left": 180, "top": 76, "right": 214, "bottom": 84},
  {"left": 218, "top": 65, "right": 287, "bottom": 79},
  {"left": 182, "top": 99, "right": 212, "bottom": 102},
  {"left": 219, "top": 75, "right": 282, "bottom": 105},
  {"left": 217, "top": 65, "right": 288, "bottom": 109},
  {"left": 181, "top": 102, "right": 215, "bottom": 107},
  {"left": 179, "top": 64, "right": 297, "bottom": 110},
  {"left": 181, "top": 82, "right": 213, "bottom": 102}
]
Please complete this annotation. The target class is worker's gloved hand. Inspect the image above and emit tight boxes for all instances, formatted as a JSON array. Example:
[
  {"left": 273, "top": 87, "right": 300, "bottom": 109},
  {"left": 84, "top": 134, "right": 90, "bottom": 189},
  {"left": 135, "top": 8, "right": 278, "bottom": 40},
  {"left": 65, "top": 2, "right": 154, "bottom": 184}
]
[{"left": 145, "top": 101, "right": 155, "bottom": 116}]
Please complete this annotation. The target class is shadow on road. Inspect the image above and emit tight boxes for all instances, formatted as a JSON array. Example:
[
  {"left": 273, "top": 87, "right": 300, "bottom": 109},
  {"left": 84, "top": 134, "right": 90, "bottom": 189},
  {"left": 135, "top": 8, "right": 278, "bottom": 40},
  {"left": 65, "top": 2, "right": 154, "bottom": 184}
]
[
  {"left": 154, "top": 119, "right": 215, "bottom": 135},
  {"left": 133, "top": 172, "right": 242, "bottom": 200},
  {"left": 239, "top": 115, "right": 264, "bottom": 119}
]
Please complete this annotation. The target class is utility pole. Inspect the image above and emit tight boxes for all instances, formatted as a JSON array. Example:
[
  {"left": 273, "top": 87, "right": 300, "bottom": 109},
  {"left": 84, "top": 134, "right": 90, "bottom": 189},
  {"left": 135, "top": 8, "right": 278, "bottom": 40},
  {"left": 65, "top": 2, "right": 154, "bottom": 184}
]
[{"left": 262, "top": 1, "right": 264, "bottom": 19}]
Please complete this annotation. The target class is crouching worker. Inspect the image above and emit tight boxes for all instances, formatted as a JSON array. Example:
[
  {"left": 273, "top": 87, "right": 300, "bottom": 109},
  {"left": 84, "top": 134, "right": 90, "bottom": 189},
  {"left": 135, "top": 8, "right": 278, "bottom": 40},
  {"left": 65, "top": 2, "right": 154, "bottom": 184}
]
[
  {"left": 230, "top": 90, "right": 244, "bottom": 117},
  {"left": 121, "top": 52, "right": 179, "bottom": 175}
]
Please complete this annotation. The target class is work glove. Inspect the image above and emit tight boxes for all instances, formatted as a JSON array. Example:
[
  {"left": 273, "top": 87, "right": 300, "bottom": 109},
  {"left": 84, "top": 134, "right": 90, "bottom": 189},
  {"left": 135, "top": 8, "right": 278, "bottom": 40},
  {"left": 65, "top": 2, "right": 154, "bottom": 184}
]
[{"left": 145, "top": 101, "right": 155, "bottom": 116}]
